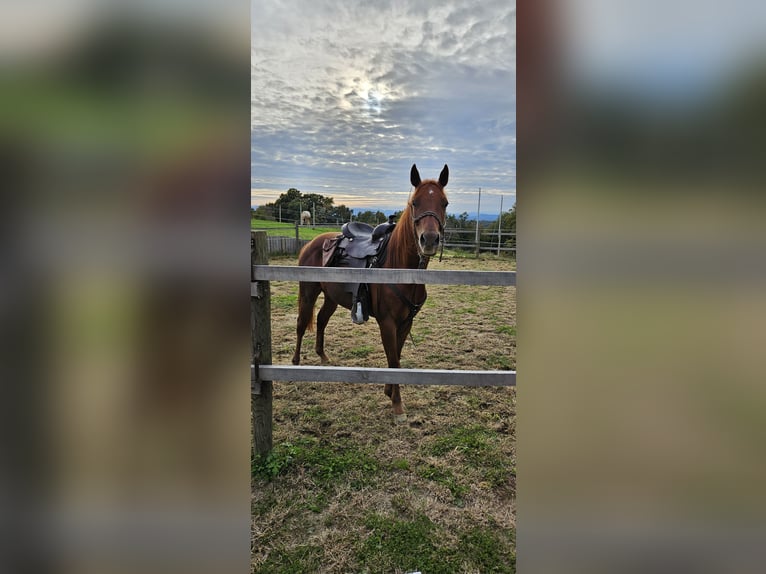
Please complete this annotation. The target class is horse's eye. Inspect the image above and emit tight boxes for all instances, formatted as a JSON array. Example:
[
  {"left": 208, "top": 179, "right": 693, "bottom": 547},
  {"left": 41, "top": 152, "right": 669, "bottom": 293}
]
[
  {"left": 443, "top": 201, "right": 449, "bottom": 208},
  {"left": 412, "top": 201, "right": 418, "bottom": 208}
]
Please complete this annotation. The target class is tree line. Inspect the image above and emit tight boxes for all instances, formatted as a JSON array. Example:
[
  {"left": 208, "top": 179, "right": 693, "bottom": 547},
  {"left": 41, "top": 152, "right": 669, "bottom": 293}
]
[{"left": 252, "top": 188, "right": 351, "bottom": 224}]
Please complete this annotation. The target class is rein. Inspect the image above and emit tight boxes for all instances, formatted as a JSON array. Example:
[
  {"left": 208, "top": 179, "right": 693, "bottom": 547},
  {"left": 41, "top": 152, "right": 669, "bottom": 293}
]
[{"left": 385, "top": 283, "right": 426, "bottom": 326}]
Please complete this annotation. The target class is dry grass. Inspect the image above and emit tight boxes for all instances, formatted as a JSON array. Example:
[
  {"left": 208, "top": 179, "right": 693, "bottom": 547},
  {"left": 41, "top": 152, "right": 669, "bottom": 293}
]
[{"left": 252, "top": 252, "right": 516, "bottom": 573}]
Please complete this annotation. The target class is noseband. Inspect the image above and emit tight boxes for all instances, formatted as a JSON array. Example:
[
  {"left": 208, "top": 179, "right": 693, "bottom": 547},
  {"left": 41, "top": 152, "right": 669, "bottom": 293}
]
[
  {"left": 411, "top": 209, "right": 446, "bottom": 264},
  {"left": 412, "top": 210, "right": 445, "bottom": 230}
]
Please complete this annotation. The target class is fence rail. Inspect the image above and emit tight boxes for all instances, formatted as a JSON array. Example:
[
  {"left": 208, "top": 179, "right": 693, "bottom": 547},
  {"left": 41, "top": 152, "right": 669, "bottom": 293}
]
[
  {"left": 251, "top": 230, "right": 516, "bottom": 456},
  {"left": 259, "top": 365, "right": 515, "bottom": 387},
  {"left": 253, "top": 265, "right": 516, "bottom": 286}
]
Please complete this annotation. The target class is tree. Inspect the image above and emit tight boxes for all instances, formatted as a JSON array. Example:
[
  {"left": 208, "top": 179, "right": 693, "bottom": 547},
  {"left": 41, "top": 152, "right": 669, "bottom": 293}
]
[
  {"left": 355, "top": 210, "right": 387, "bottom": 225},
  {"left": 257, "top": 188, "right": 352, "bottom": 224},
  {"left": 445, "top": 213, "right": 471, "bottom": 245},
  {"left": 252, "top": 205, "right": 274, "bottom": 220},
  {"left": 481, "top": 203, "right": 516, "bottom": 251},
  {"left": 272, "top": 188, "right": 307, "bottom": 222},
  {"left": 326, "top": 203, "right": 352, "bottom": 223}
]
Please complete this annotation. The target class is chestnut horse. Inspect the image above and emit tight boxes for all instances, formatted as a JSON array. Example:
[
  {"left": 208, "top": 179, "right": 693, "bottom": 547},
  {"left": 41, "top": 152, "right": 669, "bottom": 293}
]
[{"left": 292, "top": 164, "right": 449, "bottom": 421}]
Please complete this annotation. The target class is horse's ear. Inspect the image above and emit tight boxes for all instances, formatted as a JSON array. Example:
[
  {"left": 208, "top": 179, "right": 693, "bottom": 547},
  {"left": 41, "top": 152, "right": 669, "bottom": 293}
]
[
  {"left": 439, "top": 164, "right": 449, "bottom": 187},
  {"left": 410, "top": 164, "right": 421, "bottom": 188}
]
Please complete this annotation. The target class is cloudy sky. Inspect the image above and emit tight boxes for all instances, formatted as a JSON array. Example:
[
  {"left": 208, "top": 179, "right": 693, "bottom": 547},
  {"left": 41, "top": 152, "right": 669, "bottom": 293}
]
[{"left": 251, "top": 0, "right": 516, "bottom": 217}]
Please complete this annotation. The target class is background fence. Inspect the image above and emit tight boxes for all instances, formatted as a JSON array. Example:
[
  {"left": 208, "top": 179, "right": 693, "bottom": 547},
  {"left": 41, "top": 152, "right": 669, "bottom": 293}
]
[
  {"left": 252, "top": 221, "right": 515, "bottom": 256},
  {"left": 443, "top": 228, "right": 516, "bottom": 254},
  {"left": 251, "top": 231, "right": 516, "bottom": 456},
  {"left": 266, "top": 235, "right": 308, "bottom": 255}
]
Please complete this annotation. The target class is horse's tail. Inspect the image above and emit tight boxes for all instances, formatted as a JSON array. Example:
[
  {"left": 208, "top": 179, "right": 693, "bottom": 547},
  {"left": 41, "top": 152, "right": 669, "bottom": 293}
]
[
  {"left": 298, "top": 282, "right": 315, "bottom": 332},
  {"left": 297, "top": 240, "right": 316, "bottom": 332}
]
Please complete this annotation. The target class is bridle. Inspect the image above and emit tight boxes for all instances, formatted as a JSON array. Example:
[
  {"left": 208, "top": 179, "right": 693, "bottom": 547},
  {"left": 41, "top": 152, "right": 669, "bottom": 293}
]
[
  {"left": 411, "top": 207, "right": 446, "bottom": 265},
  {"left": 412, "top": 209, "right": 445, "bottom": 230},
  {"left": 385, "top": 206, "right": 446, "bottom": 326},
  {"left": 383, "top": 195, "right": 446, "bottom": 329}
]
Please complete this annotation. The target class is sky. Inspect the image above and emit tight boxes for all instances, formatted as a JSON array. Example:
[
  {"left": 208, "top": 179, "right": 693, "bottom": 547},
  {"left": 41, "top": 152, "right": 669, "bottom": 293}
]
[{"left": 251, "top": 0, "right": 516, "bottom": 217}]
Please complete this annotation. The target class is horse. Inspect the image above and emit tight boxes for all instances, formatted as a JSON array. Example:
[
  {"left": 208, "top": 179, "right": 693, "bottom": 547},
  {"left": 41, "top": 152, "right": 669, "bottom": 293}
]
[{"left": 292, "top": 163, "right": 449, "bottom": 421}]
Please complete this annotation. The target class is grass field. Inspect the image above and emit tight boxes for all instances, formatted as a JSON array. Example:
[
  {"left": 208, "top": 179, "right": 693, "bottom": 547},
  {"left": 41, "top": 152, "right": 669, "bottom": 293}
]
[
  {"left": 252, "top": 254, "right": 516, "bottom": 573},
  {"left": 251, "top": 218, "right": 342, "bottom": 241}
]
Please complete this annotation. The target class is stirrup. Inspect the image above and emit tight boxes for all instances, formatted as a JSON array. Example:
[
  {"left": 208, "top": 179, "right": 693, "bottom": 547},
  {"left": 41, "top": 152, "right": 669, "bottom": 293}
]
[{"left": 351, "top": 300, "right": 366, "bottom": 324}]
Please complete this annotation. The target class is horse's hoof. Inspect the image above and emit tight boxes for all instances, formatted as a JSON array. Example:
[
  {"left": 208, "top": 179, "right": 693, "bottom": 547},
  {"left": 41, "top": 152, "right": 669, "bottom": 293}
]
[{"left": 394, "top": 413, "right": 408, "bottom": 424}]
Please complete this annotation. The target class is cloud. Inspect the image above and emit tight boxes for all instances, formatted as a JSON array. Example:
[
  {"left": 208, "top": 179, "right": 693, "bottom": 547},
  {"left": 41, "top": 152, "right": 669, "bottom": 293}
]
[{"left": 252, "top": 0, "right": 516, "bottom": 215}]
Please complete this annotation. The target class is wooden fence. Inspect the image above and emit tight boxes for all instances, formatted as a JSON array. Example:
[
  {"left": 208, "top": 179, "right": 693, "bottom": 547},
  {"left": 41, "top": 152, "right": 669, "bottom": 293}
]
[
  {"left": 266, "top": 235, "right": 308, "bottom": 255},
  {"left": 251, "top": 230, "right": 517, "bottom": 456}
]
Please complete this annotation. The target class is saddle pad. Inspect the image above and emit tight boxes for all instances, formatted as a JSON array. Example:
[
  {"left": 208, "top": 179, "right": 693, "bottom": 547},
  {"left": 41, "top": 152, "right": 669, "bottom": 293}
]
[{"left": 321, "top": 237, "right": 340, "bottom": 268}]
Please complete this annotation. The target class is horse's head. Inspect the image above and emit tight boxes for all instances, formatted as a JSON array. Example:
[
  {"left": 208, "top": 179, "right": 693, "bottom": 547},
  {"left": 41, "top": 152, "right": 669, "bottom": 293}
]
[{"left": 409, "top": 163, "right": 449, "bottom": 257}]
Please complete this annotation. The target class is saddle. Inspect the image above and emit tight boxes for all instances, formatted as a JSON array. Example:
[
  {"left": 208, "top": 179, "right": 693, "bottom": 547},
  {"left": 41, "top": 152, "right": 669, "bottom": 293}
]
[{"left": 321, "top": 217, "right": 396, "bottom": 324}]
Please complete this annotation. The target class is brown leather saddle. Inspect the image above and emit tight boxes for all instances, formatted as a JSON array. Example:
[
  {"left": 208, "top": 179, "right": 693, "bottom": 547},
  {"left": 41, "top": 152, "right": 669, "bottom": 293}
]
[
  {"left": 321, "top": 218, "right": 396, "bottom": 323},
  {"left": 321, "top": 219, "right": 395, "bottom": 267}
]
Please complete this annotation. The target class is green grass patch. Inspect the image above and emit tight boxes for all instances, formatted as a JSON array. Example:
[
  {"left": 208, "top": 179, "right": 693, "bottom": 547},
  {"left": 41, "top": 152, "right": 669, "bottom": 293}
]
[
  {"left": 408, "top": 327, "right": 432, "bottom": 345},
  {"left": 454, "top": 306, "right": 477, "bottom": 315},
  {"left": 423, "top": 425, "right": 515, "bottom": 490},
  {"left": 252, "top": 442, "right": 301, "bottom": 480},
  {"left": 391, "top": 458, "right": 411, "bottom": 471},
  {"left": 251, "top": 218, "right": 340, "bottom": 240},
  {"left": 427, "top": 425, "right": 493, "bottom": 459},
  {"left": 458, "top": 527, "right": 516, "bottom": 573},
  {"left": 348, "top": 344, "right": 375, "bottom": 358},
  {"left": 416, "top": 464, "right": 469, "bottom": 501},
  {"left": 271, "top": 293, "right": 298, "bottom": 311},
  {"left": 252, "top": 438, "right": 379, "bottom": 486},
  {"left": 487, "top": 353, "right": 513, "bottom": 370},
  {"left": 358, "top": 514, "right": 515, "bottom": 573},
  {"left": 359, "top": 513, "right": 452, "bottom": 574},
  {"left": 256, "top": 544, "right": 323, "bottom": 574},
  {"left": 302, "top": 405, "right": 324, "bottom": 421},
  {"left": 424, "top": 352, "right": 452, "bottom": 364},
  {"left": 484, "top": 459, "right": 516, "bottom": 489},
  {"left": 303, "top": 492, "right": 328, "bottom": 513},
  {"left": 496, "top": 324, "right": 517, "bottom": 336}
]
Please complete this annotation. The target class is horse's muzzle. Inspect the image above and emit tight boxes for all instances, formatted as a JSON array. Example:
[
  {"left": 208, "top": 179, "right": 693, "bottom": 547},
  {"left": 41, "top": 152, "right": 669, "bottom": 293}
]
[{"left": 419, "top": 231, "right": 441, "bottom": 255}]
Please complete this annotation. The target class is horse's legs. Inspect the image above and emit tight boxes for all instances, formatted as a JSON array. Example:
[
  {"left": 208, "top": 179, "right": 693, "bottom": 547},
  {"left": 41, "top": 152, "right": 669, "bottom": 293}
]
[
  {"left": 378, "top": 317, "right": 406, "bottom": 421},
  {"left": 292, "top": 282, "right": 322, "bottom": 365},
  {"left": 384, "top": 321, "right": 411, "bottom": 399},
  {"left": 397, "top": 321, "right": 412, "bottom": 356},
  {"left": 315, "top": 298, "right": 338, "bottom": 364}
]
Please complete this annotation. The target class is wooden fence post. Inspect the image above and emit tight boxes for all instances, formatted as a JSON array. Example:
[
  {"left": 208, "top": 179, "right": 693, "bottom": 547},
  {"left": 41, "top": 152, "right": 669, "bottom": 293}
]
[{"left": 251, "top": 231, "right": 273, "bottom": 456}]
